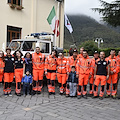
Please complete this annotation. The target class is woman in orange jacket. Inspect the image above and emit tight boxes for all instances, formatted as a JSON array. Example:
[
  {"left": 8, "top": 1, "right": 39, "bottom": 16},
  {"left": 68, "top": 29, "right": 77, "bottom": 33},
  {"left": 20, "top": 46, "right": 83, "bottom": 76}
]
[
  {"left": 45, "top": 50, "right": 58, "bottom": 95},
  {"left": 57, "top": 52, "right": 67, "bottom": 94},
  {"left": 14, "top": 50, "right": 24, "bottom": 96},
  {"left": 0, "top": 50, "right": 4, "bottom": 83}
]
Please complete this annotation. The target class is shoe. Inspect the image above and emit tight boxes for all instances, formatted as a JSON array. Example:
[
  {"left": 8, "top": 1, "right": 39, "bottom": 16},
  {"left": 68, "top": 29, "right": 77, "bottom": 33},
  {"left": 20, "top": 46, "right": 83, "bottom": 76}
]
[
  {"left": 77, "top": 95, "right": 82, "bottom": 99},
  {"left": 83, "top": 95, "right": 87, "bottom": 99},
  {"left": 4, "top": 94, "right": 8, "bottom": 97},
  {"left": 99, "top": 96, "right": 103, "bottom": 100},
  {"left": 88, "top": 94, "right": 93, "bottom": 97},
  {"left": 17, "top": 93, "right": 21, "bottom": 96},
  {"left": 105, "top": 94, "right": 110, "bottom": 98},
  {"left": 59, "top": 92, "right": 63, "bottom": 95},
  {"left": 112, "top": 95, "right": 116, "bottom": 99},
  {"left": 49, "top": 92, "right": 52, "bottom": 95},
  {"left": 37, "top": 91, "right": 41, "bottom": 94},
  {"left": 92, "top": 96, "right": 98, "bottom": 99},
  {"left": 32, "top": 91, "right": 36, "bottom": 95},
  {"left": 52, "top": 92, "right": 55, "bottom": 95},
  {"left": 66, "top": 94, "right": 69, "bottom": 97},
  {"left": 8, "top": 93, "right": 12, "bottom": 97}
]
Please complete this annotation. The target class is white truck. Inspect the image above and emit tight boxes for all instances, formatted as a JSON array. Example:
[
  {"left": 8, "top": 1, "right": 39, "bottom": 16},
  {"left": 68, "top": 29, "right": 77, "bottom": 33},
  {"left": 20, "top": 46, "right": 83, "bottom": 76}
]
[{"left": 8, "top": 33, "right": 62, "bottom": 56}]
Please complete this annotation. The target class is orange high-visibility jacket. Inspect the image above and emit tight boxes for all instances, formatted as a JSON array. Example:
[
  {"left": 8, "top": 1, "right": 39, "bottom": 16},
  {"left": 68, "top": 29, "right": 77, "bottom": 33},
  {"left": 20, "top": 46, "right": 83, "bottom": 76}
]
[
  {"left": 32, "top": 52, "right": 45, "bottom": 70},
  {"left": 91, "top": 57, "right": 99, "bottom": 74},
  {"left": 57, "top": 57, "right": 67, "bottom": 74},
  {"left": 76, "top": 57, "right": 92, "bottom": 75},
  {"left": 106, "top": 55, "right": 118, "bottom": 73},
  {"left": 67, "top": 56, "right": 79, "bottom": 73},
  {"left": 45, "top": 55, "right": 57, "bottom": 71},
  {"left": 0, "top": 58, "right": 4, "bottom": 74},
  {"left": 78, "top": 54, "right": 83, "bottom": 59},
  {"left": 116, "top": 55, "right": 120, "bottom": 72}
]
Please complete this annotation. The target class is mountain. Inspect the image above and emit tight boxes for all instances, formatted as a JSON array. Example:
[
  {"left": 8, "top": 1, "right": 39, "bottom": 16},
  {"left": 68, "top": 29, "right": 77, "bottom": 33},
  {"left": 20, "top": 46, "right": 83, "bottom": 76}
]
[{"left": 64, "top": 15, "right": 120, "bottom": 49}]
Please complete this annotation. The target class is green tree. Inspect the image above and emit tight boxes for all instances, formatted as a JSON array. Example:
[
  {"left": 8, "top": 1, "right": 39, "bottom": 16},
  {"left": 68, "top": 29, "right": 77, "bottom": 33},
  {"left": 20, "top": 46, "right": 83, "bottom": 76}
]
[
  {"left": 92, "top": 0, "right": 120, "bottom": 27},
  {"left": 80, "top": 40, "right": 99, "bottom": 55}
]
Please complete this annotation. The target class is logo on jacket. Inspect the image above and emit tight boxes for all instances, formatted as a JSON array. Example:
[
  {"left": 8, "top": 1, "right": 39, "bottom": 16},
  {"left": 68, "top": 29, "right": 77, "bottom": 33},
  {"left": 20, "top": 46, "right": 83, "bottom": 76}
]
[{"left": 103, "top": 62, "right": 106, "bottom": 65}]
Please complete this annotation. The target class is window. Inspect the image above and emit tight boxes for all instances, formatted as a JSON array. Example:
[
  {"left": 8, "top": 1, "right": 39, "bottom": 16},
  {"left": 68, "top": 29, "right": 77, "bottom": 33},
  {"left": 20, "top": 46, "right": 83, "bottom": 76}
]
[
  {"left": 13, "top": 0, "right": 16, "bottom": 4},
  {"left": 22, "top": 41, "right": 37, "bottom": 51},
  {"left": 39, "top": 42, "right": 50, "bottom": 53},
  {"left": 8, "top": 0, "right": 22, "bottom": 6},
  {"left": 7, "top": 26, "right": 22, "bottom": 46},
  {"left": 9, "top": 41, "right": 23, "bottom": 51},
  {"left": 8, "top": 0, "right": 12, "bottom": 3}
]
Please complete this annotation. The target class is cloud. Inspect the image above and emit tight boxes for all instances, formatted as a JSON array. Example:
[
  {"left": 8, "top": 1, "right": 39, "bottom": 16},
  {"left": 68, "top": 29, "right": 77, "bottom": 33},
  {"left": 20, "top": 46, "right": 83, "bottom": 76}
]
[{"left": 65, "top": 0, "right": 114, "bottom": 21}]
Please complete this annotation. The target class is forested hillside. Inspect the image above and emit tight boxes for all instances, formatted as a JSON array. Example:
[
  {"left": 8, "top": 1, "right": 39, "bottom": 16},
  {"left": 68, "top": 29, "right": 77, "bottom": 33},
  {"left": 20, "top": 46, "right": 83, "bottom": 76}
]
[{"left": 64, "top": 15, "right": 120, "bottom": 49}]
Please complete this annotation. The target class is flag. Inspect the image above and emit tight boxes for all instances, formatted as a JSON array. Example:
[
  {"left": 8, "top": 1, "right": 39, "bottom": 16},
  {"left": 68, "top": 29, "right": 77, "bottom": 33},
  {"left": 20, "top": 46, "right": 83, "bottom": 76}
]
[
  {"left": 47, "top": 6, "right": 59, "bottom": 37},
  {"left": 65, "top": 14, "right": 73, "bottom": 33}
]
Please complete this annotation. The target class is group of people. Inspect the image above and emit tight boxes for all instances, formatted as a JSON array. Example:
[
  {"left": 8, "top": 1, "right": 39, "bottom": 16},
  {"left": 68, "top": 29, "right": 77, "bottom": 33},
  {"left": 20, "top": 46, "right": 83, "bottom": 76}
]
[{"left": 0, "top": 46, "right": 120, "bottom": 100}]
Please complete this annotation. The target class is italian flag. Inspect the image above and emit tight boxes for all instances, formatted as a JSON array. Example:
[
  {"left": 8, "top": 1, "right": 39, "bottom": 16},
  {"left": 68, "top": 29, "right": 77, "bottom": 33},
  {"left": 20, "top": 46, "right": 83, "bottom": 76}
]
[{"left": 47, "top": 6, "right": 59, "bottom": 37}]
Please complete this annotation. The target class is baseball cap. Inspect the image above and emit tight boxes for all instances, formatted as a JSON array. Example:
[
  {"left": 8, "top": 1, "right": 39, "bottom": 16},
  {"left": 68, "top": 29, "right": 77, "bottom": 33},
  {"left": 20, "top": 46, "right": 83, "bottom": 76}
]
[
  {"left": 94, "top": 51, "right": 99, "bottom": 54},
  {"left": 73, "top": 49, "right": 78, "bottom": 53}
]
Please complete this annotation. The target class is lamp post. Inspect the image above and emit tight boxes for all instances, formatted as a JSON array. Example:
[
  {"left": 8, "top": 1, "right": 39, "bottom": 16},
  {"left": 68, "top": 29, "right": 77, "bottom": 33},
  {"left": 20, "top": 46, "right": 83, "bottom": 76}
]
[{"left": 95, "top": 38, "right": 103, "bottom": 48}]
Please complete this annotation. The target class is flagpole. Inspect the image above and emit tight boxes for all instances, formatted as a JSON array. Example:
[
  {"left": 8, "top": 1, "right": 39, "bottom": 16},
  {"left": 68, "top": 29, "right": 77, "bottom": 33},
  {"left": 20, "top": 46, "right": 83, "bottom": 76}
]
[
  {"left": 54, "top": 2, "right": 60, "bottom": 49},
  {"left": 71, "top": 33, "right": 77, "bottom": 48}
]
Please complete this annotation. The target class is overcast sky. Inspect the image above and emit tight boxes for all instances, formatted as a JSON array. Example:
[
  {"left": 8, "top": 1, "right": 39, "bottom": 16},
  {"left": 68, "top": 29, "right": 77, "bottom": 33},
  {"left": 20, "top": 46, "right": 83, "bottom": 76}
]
[{"left": 65, "top": 0, "right": 114, "bottom": 21}]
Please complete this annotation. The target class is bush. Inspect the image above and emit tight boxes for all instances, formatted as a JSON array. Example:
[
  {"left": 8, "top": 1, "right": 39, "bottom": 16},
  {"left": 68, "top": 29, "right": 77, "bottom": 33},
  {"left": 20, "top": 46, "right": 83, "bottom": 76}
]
[
  {"left": 79, "top": 40, "right": 99, "bottom": 55},
  {"left": 64, "top": 40, "right": 120, "bottom": 57},
  {"left": 100, "top": 48, "right": 120, "bottom": 57}
]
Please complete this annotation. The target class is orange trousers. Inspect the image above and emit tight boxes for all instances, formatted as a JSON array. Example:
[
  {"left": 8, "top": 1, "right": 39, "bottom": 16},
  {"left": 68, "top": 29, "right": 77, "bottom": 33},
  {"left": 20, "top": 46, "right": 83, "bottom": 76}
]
[
  {"left": 94, "top": 75, "right": 106, "bottom": 97},
  {"left": 33, "top": 80, "right": 43, "bottom": 92},
  {"left": 46, "top": 72, "right": 56, "bottom": 93},
  {"left": 15, "top": 68, "right": 23, "bottom": 94},
  {"left": 89, "top": 74, "right": 94, "bottom": 94},
  {"left": 32, "top": 69, "right": 44, "bottom": 92},
  {"left": 33, "top": 69, "right": 44, "bottom": 81},
  {"left": 57, "top": 73, "right": 67, "bottom": 93},
  {"left": 106, "top": 73, "right": 118, "bottom": 96},
  {"left": 77, "top": 74, "right": 89, "bottom": 96},
  {"left": 78, "top": 74, "right": 89, "bottom": 86},
  {"left": 3, "top": 73, "right": 14, "bottom": 94},
  {"left": 0, "top": 72, "right": 4, "bottom": 82}
]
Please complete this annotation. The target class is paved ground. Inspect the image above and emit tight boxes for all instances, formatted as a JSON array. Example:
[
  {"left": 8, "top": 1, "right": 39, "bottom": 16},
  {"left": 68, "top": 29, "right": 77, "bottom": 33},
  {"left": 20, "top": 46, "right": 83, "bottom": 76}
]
[{"left": 0, "top": 83, "right": 120, "bottom": 120}]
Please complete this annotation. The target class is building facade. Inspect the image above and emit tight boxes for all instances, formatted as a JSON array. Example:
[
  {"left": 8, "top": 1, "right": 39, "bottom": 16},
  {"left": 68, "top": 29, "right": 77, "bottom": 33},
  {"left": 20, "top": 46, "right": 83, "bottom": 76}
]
[{"left": 0, "top": 0, "right": 64, "bottom": 50}]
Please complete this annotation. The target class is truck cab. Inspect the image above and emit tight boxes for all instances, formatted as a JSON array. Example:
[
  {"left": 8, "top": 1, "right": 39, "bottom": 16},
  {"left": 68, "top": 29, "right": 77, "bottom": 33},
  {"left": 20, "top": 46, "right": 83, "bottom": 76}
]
[{"left": 8, "top": 34, "right": 53, "bottom": 56}]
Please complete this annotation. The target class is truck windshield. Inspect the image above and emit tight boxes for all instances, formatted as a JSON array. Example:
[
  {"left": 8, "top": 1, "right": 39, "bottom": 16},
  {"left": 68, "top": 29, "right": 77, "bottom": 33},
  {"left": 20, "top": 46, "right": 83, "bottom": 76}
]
[
  {"left": 22, "top": 41, "right": 37, "bottom": 51},
  {"left": 9, "top": 41, "right": 22, "bottom": 51},
  {"left": 22, "top": 41, "right": 50, "bottom": 53}
]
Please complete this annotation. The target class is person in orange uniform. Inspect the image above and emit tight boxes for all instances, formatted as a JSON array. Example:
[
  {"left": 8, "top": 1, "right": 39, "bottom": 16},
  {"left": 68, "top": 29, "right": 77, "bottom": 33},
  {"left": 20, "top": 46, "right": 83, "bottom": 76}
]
[
  {"left": 116, "top": 50, "right": 120, "bottom": 90},
  {"left": 76, "top": 50, "right": 91, "bottom": 99},
  {"left": 0, "top": 50, "right": 4, "bottom": 83},
  {"left": 78, "top": 47, "right": 84, "bottom": 58},
  {"left": 57, "top": 52, "right": 67, "bottom": 94},
  {"left": 32, "top": 47, "right": 45, "bottom": 95},
  {"left": 45, "top": 50, "right": 57, "bottom": 95},
  {"left": 93, "top": 52, "right": 110, "bottom": 100},
  {"left": 67, "top": 49, "right": 78, "bottom": 74},
  {"left": 4, "top": 48, "right": 15, "bottom": 97},
  {"left": 89, "top": 51, "right": 99, "bottom": 97},
  {"left": 106, "top": 49, "right": 118, "bottom": 98},
  {"left": 14, "top": 50, "right": 24, "bottom": 96},
  {"left": 66, "top": 49, "right": 78, "bottom": 95}
]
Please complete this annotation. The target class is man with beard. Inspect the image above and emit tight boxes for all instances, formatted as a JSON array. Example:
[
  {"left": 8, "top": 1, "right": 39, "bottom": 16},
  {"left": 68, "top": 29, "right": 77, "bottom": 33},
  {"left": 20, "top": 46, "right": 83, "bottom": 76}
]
[
  {"left": 76, "top": 50, "right": 91, "bottom": 99},
  {"left": 93, "top": 52, "right": 110, "bottom": 100},
  {"left": 32, "top": 47, "right": 45, "bottom": 95}
]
